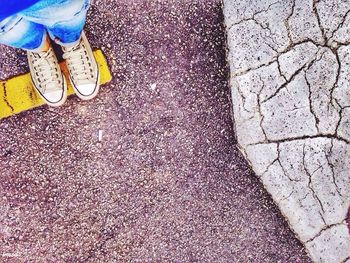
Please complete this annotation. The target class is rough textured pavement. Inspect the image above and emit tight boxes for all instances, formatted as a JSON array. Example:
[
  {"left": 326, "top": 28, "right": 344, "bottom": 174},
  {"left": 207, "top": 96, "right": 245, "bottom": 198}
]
[
  {"left": 224, "top": 0, "right": 350, "bottom": 262},
  {"left": 0, "top": 1, "right": 311, "bottom": 262}
]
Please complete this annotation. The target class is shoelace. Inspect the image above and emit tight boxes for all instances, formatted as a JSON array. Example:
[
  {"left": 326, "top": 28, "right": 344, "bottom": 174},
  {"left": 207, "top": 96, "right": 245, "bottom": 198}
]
[
  {"left": 63, "top": 41, "right": 93, "bottom": 84},
  {"left": 32, "top": 49, "right": 61, "bottom": 93}
]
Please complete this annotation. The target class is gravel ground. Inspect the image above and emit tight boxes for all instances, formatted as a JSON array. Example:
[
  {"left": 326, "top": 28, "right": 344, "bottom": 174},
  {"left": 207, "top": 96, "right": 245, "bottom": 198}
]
[{"left": 0, "top": 1, "right": 311, "bottom": 262}]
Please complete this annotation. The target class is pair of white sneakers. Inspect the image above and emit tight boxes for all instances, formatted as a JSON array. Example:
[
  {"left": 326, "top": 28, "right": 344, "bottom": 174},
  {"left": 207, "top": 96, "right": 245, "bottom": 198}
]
[{"left": 27, "top": 32, "right": 100, "bottom": 107}]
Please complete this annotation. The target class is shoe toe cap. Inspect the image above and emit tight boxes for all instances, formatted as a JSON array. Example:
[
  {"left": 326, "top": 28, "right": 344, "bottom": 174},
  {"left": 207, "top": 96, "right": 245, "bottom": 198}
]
[
  {"left": 76, "top": 83, "right": 98, "bottom": 97},
  {"left": 47, "top": 90, "right": 64, "bottom": 103}
]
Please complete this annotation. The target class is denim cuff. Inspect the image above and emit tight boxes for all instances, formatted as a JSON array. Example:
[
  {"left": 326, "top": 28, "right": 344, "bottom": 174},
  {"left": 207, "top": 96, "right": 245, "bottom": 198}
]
[{"left": 0, "top": 16, "right": 22, "bottom": 35}]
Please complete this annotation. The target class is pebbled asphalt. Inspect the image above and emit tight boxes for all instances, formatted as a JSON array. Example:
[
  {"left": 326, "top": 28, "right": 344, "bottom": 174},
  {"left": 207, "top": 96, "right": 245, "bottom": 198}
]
[{"left": 0, "top": 1, "right": 311, "bottom": 262}]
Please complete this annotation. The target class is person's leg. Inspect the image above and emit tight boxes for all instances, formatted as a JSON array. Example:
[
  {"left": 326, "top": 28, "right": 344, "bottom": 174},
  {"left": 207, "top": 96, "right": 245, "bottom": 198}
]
[
  {"left": 0, "top": 15, "right": 48, "bottom": 51},
  {"left": 21, "top": 0, "right": 89, "bottom": 47},
  {"left": 22, "top": 0, "right": 100, "bottom": 101},
  {"left": 0, "top": 14, "right": 67, "bottom": 107}
]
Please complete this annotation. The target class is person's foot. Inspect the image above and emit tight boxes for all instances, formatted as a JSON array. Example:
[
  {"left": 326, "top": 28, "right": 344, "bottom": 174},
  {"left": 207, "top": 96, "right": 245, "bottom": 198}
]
[
  {"left": 62, "top": 32, "right": 100, "bottom": 101},
  {"left": 27, "top": 47, "right": 67, "bottom": 107}
]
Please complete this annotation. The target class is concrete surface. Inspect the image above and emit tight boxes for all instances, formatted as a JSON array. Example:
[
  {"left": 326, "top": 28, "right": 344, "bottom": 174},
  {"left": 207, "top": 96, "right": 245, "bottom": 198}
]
[
  {"left": 0, "top": 1, "right": 311, "bottom": 262},
  {"left": 224, "top": 0, "right": 350, "bottom": 262}
]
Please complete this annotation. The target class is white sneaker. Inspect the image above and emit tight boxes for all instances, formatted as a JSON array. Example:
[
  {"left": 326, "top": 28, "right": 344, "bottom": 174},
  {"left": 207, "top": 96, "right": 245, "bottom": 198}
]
[
  {"left": 27, "top": 47, "right": 67, "bottom": 107},
  {"left": 62, "top": 32, "right": 100, "bottom": 101}
]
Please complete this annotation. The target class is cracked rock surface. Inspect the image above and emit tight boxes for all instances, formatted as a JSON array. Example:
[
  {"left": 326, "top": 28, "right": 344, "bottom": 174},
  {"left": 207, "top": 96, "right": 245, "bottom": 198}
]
[{"left": 224, "top": 0, "right": 350, "bottom": 262}]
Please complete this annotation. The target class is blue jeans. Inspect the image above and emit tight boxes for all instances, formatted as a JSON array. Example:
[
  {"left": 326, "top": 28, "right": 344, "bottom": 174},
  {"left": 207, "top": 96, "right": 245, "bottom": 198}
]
[{"left": 0, "top": 0, "right": 89, "bottom": 51}]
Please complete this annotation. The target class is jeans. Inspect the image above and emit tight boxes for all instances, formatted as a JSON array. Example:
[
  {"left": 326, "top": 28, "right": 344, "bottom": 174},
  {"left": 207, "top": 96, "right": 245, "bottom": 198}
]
[{"left": 0, "top": 0, "right": 89, "bottom": 51}]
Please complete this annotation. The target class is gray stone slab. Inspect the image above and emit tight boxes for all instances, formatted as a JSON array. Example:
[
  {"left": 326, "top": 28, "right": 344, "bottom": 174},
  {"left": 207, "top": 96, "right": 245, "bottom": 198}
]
[{"left": 224, "top": 0, "right": 350, "bottom": 262}]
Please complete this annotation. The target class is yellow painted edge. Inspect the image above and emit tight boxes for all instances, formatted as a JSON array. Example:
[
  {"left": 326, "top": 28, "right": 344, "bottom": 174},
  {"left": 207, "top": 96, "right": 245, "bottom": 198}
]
[{"left": 0, "top": 50, "right": 112, "bottom": 120}]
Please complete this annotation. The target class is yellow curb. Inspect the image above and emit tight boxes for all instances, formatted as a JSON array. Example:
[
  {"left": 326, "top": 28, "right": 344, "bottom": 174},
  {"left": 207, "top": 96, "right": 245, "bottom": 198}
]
[{"left": 0, "top": 50, "right": 112, "bottom": 120}]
